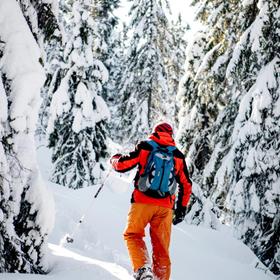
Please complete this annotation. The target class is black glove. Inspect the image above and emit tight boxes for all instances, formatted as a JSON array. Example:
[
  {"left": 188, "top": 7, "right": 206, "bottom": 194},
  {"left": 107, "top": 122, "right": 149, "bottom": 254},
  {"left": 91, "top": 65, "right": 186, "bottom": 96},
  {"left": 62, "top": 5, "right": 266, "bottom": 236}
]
[{"left": 172, "top": 205, "right": 187, "bottom": 225}]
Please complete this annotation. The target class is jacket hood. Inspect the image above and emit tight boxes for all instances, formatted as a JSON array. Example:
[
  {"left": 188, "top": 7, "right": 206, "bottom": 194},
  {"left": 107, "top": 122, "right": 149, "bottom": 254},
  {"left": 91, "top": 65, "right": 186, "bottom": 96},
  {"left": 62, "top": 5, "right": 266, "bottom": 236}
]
[{"left": 149, "top": 132, "right": 176, "bottom": 146}]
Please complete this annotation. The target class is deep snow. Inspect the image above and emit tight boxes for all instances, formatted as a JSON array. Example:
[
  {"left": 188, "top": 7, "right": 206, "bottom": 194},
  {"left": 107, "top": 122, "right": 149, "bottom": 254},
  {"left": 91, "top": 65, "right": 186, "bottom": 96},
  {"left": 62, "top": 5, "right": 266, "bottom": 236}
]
[{"left": 0, "top": 145, "right": 275, "bottom": 280}]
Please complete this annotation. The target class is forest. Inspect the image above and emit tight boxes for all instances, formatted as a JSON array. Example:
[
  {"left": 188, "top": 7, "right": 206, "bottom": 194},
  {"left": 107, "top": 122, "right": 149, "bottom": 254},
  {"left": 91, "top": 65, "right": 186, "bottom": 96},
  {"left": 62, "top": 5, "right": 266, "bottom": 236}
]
[{"left": 0, "top": 0, "right": 279, "bottom": 278}]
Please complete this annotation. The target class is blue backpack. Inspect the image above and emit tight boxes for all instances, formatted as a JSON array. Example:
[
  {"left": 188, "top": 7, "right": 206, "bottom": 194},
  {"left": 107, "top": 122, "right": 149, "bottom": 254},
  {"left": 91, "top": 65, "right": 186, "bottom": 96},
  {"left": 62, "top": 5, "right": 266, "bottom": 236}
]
[{"left": 138, "top": 140, "right": 177, "bottom": 198}]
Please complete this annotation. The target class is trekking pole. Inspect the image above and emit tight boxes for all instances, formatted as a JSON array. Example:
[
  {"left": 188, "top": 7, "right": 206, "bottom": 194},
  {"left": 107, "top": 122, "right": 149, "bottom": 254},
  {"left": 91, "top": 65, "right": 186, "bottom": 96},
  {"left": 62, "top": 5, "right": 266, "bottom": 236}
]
[{"left": 60, "top": 169, "right": 112, "bottom": 246}]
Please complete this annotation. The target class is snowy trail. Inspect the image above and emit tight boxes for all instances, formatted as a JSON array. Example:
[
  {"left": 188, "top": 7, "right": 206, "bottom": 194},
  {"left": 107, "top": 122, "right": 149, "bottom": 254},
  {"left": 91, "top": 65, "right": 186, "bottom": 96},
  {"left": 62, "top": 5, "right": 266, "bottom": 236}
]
[
  {"left": 45, "top": 144, "right": 273, "bottom": 280},
  {"left": 44, "top": 173, "right": 273, "bottom": 280},
  {"left": 1, "top": 145, "right": 274, "bottom": 280}
]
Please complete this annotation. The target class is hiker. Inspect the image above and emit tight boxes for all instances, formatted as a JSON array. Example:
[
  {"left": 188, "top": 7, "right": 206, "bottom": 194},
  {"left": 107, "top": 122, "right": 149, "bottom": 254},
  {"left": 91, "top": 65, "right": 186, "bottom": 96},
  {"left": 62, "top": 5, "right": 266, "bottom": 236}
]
[{"left": 110, "top": 122, "right": 192, "bottom": 280}]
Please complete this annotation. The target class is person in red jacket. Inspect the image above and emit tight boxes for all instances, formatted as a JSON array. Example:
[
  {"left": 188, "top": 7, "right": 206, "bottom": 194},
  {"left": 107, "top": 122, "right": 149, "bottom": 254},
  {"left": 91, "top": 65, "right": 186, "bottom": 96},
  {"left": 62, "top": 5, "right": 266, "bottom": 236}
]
[{"left": 110, "top": 122, "right": 192, "bottom": 280}]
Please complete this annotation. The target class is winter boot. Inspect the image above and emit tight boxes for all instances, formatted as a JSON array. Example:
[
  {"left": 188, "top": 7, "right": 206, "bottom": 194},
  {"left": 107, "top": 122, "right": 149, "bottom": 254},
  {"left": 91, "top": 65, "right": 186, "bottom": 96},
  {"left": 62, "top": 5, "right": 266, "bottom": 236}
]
[{"left": 133, "top": 266, "right": 154, "bottom": 280}]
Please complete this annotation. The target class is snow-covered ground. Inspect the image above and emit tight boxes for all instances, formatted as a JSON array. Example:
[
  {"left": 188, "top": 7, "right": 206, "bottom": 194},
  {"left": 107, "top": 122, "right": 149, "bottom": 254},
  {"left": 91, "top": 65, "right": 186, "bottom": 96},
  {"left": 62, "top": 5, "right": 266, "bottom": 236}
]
[{"left": 1, "top": 145, "right": 275, "bottom": 280}]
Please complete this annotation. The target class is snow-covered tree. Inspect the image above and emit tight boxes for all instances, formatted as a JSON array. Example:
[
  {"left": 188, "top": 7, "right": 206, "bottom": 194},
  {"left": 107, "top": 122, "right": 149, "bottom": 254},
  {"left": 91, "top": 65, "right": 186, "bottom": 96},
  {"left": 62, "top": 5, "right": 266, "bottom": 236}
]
[
  {"left": 105, "top": 23, "right": 127, "bottom": 105},
  {"left": 0, "top": 0, "right": 54, "bottom": 273},
  {"left": 92, "top": 0, "right": 121, "bottom": 103},
  {"left": 34, "top": 1, "right": 64, "bottom": 137},
  {"left": 106, "top": 23, "right": 129, "bottom": 140},
  {"left": 16, "top": 1, "right": 65, "bottom": 138},
  {"left": 177, "top": 0, "right": 280, "bottom": 274},
  {"left": 166, "top": 14, "right": 189, "bottom": 124},
  {"left": 176, "top": 29, "right": 219, "bottom": 227},
  {"left": 210, "top": 2, "right": 280, "bottom": 273},
  {"left": 18, "top": 0, "right": 61, "bottom": 43},
  {"left": 91, "top": 0, "right": 120, "bottom": 63},
  {"left": 115, "top": 0, "right": 173, "bottom": 143},
  {"left": 47, "top": 0, "right": 110, "bottom": 189}
]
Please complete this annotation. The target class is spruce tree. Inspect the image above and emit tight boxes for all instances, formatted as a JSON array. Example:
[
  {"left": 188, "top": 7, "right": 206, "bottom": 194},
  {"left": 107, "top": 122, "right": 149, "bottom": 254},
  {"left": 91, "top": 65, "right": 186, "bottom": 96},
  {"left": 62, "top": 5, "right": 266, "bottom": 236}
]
[
  {"left": 0, "top": 0, "right": 53, "bottom": 273},
  {"left": 91, "top": 0, "right": 120, "bottom": 63},
  {"left": 17, "top": 0, "right": 65, "bottom": 138},
  {"left": 35, "top": 1, "right": 64, "bottom": 137},
  {"left": 92, "top": 0, "right": 121, "bottom": 103},
  {"left": 115, "top": 0, "right": 172, "bottom": 143},
  {"left": 106, "top": 23, "right": 129, "bottom": 140},
  {"left": 176, "top": 29, "right": 218, "bottom": 227},
  {"left": 166, "top": 14, "right": 189, "bottom": 124},
  {"left": 47, "top": 0, "right": 110, "bottom": 189},
  {"left": 177, "top": 0, "right": 280, "bottom": 274},
  {"left": 210, "top": 2, "right": 280, "bottom": 274},
  {"left": 105, "top": 24, "right": 126, "bottom": 105}
]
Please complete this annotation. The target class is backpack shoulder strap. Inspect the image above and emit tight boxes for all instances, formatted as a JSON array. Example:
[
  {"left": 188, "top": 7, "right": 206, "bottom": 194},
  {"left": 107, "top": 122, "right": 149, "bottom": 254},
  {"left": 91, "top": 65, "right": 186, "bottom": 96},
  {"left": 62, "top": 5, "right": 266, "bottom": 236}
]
[
  {"left": 167, "top": 146, "right": 177, "bottom": 152},
  {"left": 147, "top": 139, "right": 159, "bottom": 149},
  {"left": 142, "top": 140, "right": 158, "bottom": 176}
]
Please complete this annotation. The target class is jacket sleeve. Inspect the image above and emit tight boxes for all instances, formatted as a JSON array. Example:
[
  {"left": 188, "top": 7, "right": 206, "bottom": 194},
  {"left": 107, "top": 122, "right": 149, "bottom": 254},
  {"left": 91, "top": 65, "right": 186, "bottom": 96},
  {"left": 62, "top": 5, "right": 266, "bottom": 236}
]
[
  {"left": 110, "top": 143, "right": 141, "bottom": 173},
  {"left": 176, "top": 157, "right": 192, "bottom": 207}
]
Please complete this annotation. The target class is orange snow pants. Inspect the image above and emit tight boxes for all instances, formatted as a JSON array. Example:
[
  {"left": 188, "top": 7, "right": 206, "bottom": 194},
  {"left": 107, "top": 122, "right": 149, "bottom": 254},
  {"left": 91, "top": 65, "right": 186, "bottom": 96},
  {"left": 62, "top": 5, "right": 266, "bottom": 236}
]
[{"left": 123, "top": 203, "right": 173, "bottom": 280}]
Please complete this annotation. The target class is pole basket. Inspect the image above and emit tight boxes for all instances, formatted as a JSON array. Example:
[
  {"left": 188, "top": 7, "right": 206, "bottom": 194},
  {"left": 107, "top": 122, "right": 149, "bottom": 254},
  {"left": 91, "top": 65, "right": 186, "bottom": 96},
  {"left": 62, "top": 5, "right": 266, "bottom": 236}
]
[{"left": 66, "top": 235, "right": 74, "bottom": 243}]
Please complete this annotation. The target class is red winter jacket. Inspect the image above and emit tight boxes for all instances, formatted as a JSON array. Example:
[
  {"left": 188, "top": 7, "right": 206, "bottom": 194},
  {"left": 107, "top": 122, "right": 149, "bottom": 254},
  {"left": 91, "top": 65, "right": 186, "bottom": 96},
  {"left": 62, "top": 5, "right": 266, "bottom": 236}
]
[{"left": 110, "top": 132, "right": 192, "bottom": 209}]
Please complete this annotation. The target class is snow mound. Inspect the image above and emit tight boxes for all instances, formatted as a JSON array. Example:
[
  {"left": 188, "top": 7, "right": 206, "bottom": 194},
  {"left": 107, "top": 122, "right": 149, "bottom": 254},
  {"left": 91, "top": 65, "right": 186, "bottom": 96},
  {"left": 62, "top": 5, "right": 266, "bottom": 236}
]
[{"left": 1, "top": 244, "right": 134, "bottom": 280}]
